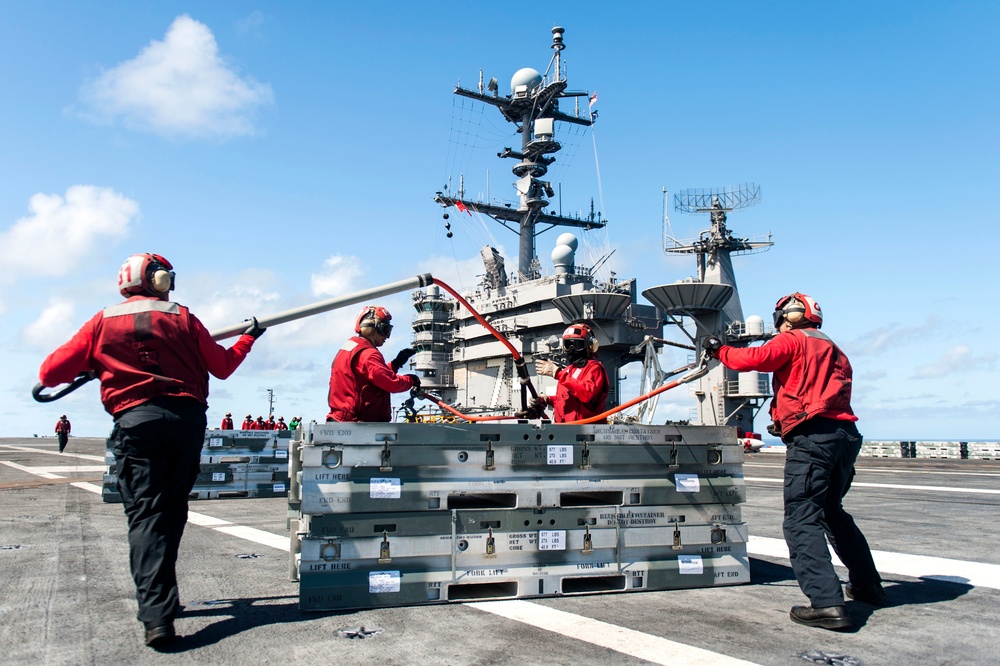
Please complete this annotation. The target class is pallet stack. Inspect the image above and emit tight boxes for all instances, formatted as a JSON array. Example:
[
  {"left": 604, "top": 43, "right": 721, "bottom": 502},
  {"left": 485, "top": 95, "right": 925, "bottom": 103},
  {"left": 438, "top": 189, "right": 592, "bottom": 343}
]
[
  {"left": 102, "top": 429, "right": 291, "bottom": 503},
  {"left": 289, "top": 422, "right": 749, "bottom": 611}
]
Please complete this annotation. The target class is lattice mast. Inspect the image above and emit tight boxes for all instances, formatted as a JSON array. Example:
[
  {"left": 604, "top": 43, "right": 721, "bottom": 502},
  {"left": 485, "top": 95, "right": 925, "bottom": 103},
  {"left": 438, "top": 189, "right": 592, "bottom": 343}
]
[
  {"left": 666, "top": 185, "right": 771, "bottom": 324},
  {"left": 434, "top": 27, "right": 603, "bottom": 279}
]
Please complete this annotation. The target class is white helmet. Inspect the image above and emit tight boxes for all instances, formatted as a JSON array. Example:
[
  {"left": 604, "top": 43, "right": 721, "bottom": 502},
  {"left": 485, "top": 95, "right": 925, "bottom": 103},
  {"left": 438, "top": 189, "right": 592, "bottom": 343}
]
[{"left": 118, "top": 253, "right": 174, "bottom": 298}]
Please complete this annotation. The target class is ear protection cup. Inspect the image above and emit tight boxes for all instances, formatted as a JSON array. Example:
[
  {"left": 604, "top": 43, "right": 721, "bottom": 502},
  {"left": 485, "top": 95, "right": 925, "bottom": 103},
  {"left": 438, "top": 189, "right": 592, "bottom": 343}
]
[
  {"left": 782, "top": 303, "right": 805, "bottom": 324},
  {"left": 151, "top": 269, "right": 174, "bottom": 293},
  {"left": 356, "top": 305, "right": 393, "bottom": 337}
]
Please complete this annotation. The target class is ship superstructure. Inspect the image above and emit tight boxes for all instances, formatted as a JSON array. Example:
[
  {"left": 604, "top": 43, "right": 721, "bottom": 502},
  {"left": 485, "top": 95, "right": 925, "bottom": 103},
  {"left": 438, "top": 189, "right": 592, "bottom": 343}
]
[
  {"left": 411, "top": 27, "right": 660, "bottom": 415},
  {"left": 410, "top": 28, "right": 773, "bottom": 432},
  {"left": 643, "top": 187, "right": 774, "bottom": 433}
]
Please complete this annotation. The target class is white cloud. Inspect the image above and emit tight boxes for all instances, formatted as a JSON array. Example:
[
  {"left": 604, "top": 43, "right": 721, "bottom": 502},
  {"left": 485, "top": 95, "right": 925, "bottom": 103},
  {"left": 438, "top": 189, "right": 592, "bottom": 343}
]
[
  {"left": 78, "top": 15, "right": 273, "bottom": 138},
  {"left": 0, "top": 185, "right": 138, "bottom": 283},
  {"left": 21, "top": 297, "right": 80, "bottom": 351},
  {"left": 912, "top": 345, "right": 998, "bottom": 379},
  {"left": 848, "top": 315, "right": 943, "bottom": 356},
  {"left": 311, "top": 255, "right": 365, "bottom": 297}
]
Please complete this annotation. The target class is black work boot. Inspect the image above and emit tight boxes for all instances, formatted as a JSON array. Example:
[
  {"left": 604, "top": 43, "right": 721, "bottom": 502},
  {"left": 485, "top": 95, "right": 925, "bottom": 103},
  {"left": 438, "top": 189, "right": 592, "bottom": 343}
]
[
  {"left": 144, "top": 623, "right": 176, "bottom": 648},
  {"left": 846, "top": 582, "right": 888, "bottom": 606},
  {"left": 789, "top": 605, "right": 852, "bottom": 630}
]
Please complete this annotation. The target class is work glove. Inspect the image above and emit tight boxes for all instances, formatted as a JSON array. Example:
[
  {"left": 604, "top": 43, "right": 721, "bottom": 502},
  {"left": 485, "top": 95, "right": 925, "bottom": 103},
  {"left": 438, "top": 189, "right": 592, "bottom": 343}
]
[
  {"left": 535, "top": 359, "right": 560, "bottom": 378},
  {"left": 514, "top": 396, "right": 549, "bottom": 419},
  {"left": 243, "top": 317, "right": 266, "bottom": 339},
  {"left": 404, "top": 374, "right": 421, "bottom": 390},
  {"left": 766, "top": 423, "right": 782, "bottom": 438},
  {"left": 702, "top": 336, "right": 723, "bottom": 357},
  {"left": 390, "top": 347, "right": 417, "bottom": 372}
]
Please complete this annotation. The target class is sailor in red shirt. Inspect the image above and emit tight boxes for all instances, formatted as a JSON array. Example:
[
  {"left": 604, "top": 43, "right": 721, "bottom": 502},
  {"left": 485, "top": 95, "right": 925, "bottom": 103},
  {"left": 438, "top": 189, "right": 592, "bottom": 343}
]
[
  {"left": 265, "top": 415, "right": 276, "bottom": 430},
  {"left": 241, "top": 414, "right": 254, "bottom": 430},
  {"left": 528, "top": 323, "right": 610, "bottom": 423},
  {"left": 37, "top": 253, "right": 265, "bottom": 647},
  {"left": 327, "top": 305, "right": 420, "bottom": 422},
  {"left": 254, "top": 415, "right": 266, "bottom": 430},
  {"left": 275, "top": 416, "right": 288, "bottom": 430},
  {"left": 54, "top": 414, "right": 71, "bottom": 452},
  {"left": 703, "top": 292, "right": 882, "bottom": 630},
  {"left": 220, "top": 412, "right": 234, "bottom": 429}
]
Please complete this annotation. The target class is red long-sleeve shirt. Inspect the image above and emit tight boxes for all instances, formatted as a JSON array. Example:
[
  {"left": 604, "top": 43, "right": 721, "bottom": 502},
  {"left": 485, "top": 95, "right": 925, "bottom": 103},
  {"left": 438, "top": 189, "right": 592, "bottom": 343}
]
[
  {"left": 39, "top": 295, "right": 256, "bottom": 416},
  {"left": 549, "top": 357, "right": 610, "bottom": 423},
  {"left": 327, "top": 336, "right": 416, "bottom": 422},
  {"left": 717, "top": 328, "right": 856, "bottom": 437}
]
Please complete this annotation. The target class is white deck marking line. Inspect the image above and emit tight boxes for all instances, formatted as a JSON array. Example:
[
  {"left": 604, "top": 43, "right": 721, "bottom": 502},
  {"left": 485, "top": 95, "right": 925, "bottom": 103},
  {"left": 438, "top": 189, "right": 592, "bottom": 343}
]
[
  {"left": 744, "top": 476, "right": 1000, "bottom": 495},
  {"left": 0, "top": 444, "right": 105, "bottom": 462},
  {"left": 467, "top": 600, "right": 761, "bottom": 666},
  {"left": 745, "top": 462, "right": 1000, "bottom": 479},
  {"left": 748, "top": 536, "right": 1000, "bottom": 590},
  {"left": 29, "top": 466, "right": 107, "bottom": 473},
  {"left": 1, "top": 459, "right": 64, "bottom": 479},
  {"left": 72, "top": 482, "right": 103, "bottom": 494},
  {"left": 214, "top": 525, "right": 290, "bottom": 551}
]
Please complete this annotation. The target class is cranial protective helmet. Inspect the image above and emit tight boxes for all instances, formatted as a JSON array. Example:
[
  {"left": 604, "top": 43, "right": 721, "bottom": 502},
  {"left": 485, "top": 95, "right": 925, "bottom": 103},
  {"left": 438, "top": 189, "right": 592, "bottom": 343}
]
[
  {"left": 773, "top": 292, "right": 822, "bottom": 328},
  {"left": 562, "top": 323, "right": 598, "bottom": 357},
  {"left": 226, "top": 412, "right": 231, "bottom": 417},
  {"left": 246, "top": 414, "right": 252, "bottom": 419},
  {"left": 118, "top": 253, "right": 175, "bottom": 298},
  {"left": 356, "top": 305, "right": 393, "bottom": 338}
]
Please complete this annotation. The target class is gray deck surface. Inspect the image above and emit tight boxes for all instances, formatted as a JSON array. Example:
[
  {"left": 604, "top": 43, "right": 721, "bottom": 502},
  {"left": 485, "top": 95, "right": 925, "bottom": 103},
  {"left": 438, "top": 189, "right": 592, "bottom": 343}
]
[{"left": 2, "top": 436, "right": 998, "bottom": 665}]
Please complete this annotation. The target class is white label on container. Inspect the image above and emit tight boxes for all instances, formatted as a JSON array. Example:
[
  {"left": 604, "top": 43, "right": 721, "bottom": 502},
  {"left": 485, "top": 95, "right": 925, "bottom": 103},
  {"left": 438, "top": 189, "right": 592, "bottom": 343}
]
[
  {"left": 538, "top": 530, "right": 566, "bottom": 550},
  {"left": 211, "top": 472, "right": 226, "bottom": 482},
  {"left": 275, "top": 449, "right": 288, "bottom": 458},
  {"left": 273, "top": 483, "right": 285, "bottom": 493},
  {"left": 208, "top": 437, "right": 223, "bottom": 448},
  {"left": 547, "top": 445, "right": 573, "bottom": 465},
  {"left": 675, "top": 474, "right": 700, "bottom": 493},
  {"left": 369, "top": 571, "right": 401, "bottom": 593},
  {"left": 370, "top": 478, "right": 401, "bottom": 499},
  {"left": 678, "top": 555, "right": 704, "bottom": 575}
]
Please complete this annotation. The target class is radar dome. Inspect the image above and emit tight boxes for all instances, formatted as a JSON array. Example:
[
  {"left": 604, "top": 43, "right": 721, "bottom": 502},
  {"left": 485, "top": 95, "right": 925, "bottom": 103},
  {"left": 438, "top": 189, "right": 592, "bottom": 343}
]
[
  {"left": 556, "top": 233, "right": 578, "bottom": 251},
  {"left": 551, "top": 244, "right": 574, "bottom": 267},
  {"left": 745, "top": 315, "right": 765, "bottom": 336},
  {"left": 510, "top": 68, "right": 542, "bottom": 95}
]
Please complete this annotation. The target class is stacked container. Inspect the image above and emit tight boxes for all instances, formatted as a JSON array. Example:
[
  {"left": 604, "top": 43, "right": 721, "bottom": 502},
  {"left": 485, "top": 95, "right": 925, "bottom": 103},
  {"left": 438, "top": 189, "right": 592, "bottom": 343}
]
[
  {"left": 290, "top": 422, "right": 749, "bottom": 611},
  {"left": 102, "top": 428, "right": 291, "bottom": 503}
]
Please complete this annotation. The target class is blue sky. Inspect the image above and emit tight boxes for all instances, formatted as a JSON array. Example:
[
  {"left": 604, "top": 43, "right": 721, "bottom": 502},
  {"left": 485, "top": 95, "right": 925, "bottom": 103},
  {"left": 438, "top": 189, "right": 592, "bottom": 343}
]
[{"left": 2, "top": 2, "right": 997, "bottom": 439}]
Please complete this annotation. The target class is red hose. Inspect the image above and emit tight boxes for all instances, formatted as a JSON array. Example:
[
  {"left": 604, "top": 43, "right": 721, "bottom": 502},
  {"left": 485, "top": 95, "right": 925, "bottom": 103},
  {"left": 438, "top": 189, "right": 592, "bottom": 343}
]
[{"left": 431, "top": 278, "right": 539, "bottom": 400}]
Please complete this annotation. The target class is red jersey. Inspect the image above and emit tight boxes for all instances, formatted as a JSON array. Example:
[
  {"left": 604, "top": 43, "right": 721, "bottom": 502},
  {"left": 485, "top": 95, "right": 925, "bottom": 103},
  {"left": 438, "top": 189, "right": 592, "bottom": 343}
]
[
  {"left": 717, "top": 327, "right": 856, "bottom": 438},
  {"left": 265, "top": 418, "right": 276, "bottom": 430},
  {"left": 55, "top": 418, "right": 71, "bottom": 434},
  {"left": 551, "top": 357, "right": 610, "bottom": 423},
  {"left": 327, "top": 336, "right": 415, "bottom": 422},
  {"left": 221, "top": 417, "right": 234, "bottom": 429},
  {"left": 241, "top": 418, "right": 255, "bottom": 430},
  {"left": 38, "top": 295, "right": 256, "bottom": 416}
]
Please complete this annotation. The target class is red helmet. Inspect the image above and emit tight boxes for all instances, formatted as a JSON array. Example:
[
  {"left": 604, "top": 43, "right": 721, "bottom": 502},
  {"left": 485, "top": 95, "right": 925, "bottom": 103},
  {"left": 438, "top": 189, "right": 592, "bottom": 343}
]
[
  {"left": 773, "top": 292, "right": 822, "bottom": 328},
  {"left": 562, "top": 323, "right": 598, "bottom": 355},
  {"left": 355, "top": 305, "right": 393, "bottom": 338},
  {"left": 118, "top": 253, "right": 174, "bottom": 297}
]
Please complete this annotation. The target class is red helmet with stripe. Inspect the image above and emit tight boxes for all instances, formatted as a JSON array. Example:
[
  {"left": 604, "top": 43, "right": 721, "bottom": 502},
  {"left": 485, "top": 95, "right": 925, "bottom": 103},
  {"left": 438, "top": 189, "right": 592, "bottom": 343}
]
[
  {"left": 355, "top": 305, "right": 393, "bottom": 338},
  {"left": 562, "top": 323, "right": 598, "bottom": 356},
  {"left": 773, "top": 292, "right": 822, "bottom": 328}
]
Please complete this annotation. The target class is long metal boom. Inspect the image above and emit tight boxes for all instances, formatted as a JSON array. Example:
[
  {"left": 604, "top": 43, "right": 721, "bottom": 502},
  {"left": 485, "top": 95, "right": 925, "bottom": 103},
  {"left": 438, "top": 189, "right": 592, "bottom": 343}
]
[{"left": 210, "top": 274, "right": 435, "bottom": 340}]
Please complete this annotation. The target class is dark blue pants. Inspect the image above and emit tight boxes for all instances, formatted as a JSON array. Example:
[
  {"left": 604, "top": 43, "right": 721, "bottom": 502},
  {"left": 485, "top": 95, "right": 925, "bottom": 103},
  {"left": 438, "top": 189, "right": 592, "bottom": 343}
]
[
  {"left": 113, "top": 398, "right": 205, "bottom": 629},
  {"left": 783, "top": 418, "right": 881, "bottom": 608}
]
